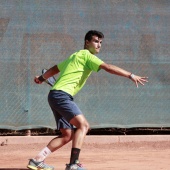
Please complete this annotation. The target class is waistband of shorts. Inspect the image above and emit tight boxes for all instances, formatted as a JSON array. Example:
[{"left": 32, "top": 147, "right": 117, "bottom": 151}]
[{"left": 50, "top": 90, "right": 73, "bottom": 98}]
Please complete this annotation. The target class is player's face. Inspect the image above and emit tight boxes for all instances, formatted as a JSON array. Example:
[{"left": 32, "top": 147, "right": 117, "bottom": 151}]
[{"left": 86, "top": 36, "right": 102, "bottom": 54}]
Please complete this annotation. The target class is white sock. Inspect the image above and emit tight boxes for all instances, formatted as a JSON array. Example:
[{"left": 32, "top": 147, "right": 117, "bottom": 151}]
[{"left": 34, "top": 147, "right": 52, "bottom": 162}]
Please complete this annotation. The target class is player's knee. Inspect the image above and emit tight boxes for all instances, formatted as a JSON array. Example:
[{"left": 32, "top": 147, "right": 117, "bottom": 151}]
[
  {"left": 86, "top": 122, "right": 90, "bottom": 132},
  {"left": 63, "top": 135, "right": 72, "bottom": 144},
  {"left": 82, "top": 122, "right": 90, "bottom": 134},
  {"left": 61, "top": 129, "right": 73, "bottom": 143},
  {"left": 70, "top": 115, "right": 90, "bottom": 134}
]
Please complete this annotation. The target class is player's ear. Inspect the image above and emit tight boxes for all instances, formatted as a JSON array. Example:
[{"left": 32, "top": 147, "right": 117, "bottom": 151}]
[{"left": 85, "top": 40, "right": 90, "bottom": 47}]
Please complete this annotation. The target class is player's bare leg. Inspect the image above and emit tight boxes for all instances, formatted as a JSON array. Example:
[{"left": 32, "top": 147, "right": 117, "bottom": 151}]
[
  {"left": 27, "top": 129, "right": 73, "bottom": 170},
  {"left": 65, "top": 114, "right": 89, "bottom": 170},
  {"left": 47, "top": 128, "right": 74, "bottom": 152},
  {"left": 70, "top": 114, "right": 89, "bottom": 149}
]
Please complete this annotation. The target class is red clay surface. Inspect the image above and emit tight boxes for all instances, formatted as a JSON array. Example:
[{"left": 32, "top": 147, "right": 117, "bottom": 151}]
[{"left": 0, "top": 136, "right": 170, "bottom": 170}]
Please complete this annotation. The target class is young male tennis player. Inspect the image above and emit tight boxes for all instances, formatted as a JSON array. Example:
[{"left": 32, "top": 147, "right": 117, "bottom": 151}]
[{"left": 27, "top": 30, "right": 148, "bottom": 170}]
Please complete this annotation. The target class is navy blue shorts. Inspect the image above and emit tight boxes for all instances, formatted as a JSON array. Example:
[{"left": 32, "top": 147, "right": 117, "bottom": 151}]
[{"left": 48, "top": 90, "right": 82, "bottom": 130}]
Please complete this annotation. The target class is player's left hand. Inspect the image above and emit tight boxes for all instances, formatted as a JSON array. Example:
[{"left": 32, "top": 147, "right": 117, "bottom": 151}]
[{"left": 130, "top": 74, "right": 148, "bottom": 88}]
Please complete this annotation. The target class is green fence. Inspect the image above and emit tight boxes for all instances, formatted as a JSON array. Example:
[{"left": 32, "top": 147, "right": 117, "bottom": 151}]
[{"left": 0, "top": 0, "right": 170, "bottom": 130}]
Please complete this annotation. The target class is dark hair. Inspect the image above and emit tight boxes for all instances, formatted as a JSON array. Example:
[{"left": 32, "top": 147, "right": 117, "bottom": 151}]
[{"left": 84, "top": 30, "right": 104, "bottom": 42}]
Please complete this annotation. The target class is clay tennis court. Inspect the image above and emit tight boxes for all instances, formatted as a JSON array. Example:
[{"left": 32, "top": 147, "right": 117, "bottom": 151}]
[{"left": 0, "top": 136, "right": 170, "bottom": 170}]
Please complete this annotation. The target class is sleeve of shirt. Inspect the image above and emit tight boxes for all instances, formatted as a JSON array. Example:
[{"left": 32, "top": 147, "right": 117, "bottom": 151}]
[
  {"left": 57, "top": 59, "right": 67, "bottom": 71},
  {"left": 86, "top": 53, "right": 104, "bottom": 72}
]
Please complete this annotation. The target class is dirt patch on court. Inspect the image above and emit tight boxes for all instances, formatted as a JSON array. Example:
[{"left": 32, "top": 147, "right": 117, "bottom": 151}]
[{"left": 0, "top": 140, "right": 170, "bottom": 170}]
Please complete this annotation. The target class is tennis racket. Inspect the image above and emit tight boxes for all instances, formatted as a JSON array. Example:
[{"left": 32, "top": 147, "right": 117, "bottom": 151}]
[{"left": 42, "top": 69, "right": 56, "bottom": 86}]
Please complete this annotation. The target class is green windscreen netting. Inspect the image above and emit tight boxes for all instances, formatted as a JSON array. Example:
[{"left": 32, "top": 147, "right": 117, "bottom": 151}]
[{"left": 0, "top": 0, "right": 170, "bottom": 130}]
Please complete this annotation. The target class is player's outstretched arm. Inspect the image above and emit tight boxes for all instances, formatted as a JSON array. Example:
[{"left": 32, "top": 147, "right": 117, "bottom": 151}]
[
  {"left": 99, "top": 62, "right": 148, "bottom": 88},
  {"left": 34, "top": 65, "right": 60, "bottom": 84}
]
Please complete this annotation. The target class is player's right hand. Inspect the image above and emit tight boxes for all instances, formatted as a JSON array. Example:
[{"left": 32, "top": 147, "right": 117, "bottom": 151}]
[{"left": 34, "top": 76, "right": 42, "bottom": 84}]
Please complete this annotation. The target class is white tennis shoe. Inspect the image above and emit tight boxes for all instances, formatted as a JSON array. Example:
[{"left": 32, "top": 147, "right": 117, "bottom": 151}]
[{"left": 27, "top": 159, "right": 54, "bottom": 170}]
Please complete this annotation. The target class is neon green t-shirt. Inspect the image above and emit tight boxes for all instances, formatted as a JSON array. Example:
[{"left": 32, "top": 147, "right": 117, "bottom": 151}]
[{"left": 51, "top": 49, "right": 104, "bottom": 96}]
